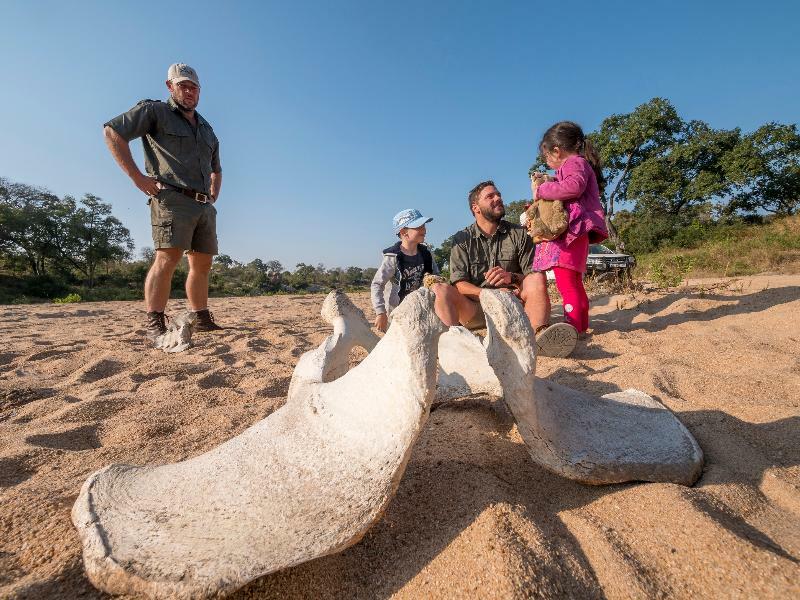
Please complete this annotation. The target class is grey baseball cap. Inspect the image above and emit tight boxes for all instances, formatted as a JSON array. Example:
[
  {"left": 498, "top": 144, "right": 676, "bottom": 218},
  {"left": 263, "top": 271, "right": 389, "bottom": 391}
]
[{"left": 167, "top": 63, "right": 200, "bottom": 87}]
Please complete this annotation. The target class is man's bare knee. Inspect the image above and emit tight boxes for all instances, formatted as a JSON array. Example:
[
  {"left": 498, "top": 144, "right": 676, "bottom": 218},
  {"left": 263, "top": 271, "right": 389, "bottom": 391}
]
[
  {"left": 520, "top": 272, "right": 546, "bottom": 301},
  {"left": 152, "top": 249, "right": 182, "bottom": 271},
  {"left": 187, "top": 251, "right": 213, "bottom": 275}
]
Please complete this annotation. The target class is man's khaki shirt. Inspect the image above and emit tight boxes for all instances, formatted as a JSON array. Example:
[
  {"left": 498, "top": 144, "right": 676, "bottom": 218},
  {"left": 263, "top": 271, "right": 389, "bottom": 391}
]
[
  {"left": 104, "top": 97, "right": 221, "bottom": 195},
  {"left": 449, "top": 220, "right": 534, "bottom": 287}
]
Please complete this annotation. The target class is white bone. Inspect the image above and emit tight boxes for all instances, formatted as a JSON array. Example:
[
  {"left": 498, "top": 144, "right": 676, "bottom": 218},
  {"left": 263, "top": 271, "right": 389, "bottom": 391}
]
[
  {"left": 288, "top": 290, "right": 379, "bottom": 396},
  {"left": 154, "top": 311, "right": 196, "bottom": 353},
  {"left": 478, "top": 289, "right": 704, "bottom": 486},
  {"left": 71, "top": 289, "right": 446, "bottom": 599}
]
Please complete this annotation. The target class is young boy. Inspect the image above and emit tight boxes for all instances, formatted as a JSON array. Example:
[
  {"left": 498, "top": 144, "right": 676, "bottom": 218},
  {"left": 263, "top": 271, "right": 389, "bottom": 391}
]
[{"left": 370, "top": 208, "right": 440, "bottom": 332}]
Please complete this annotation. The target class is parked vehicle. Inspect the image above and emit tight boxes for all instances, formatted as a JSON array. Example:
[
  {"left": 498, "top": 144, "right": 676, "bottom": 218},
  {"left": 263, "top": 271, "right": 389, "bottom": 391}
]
[
  {"left": 586, "top": 244, "right": 636, "bottom": 280},
  {"left": 542, "top": 244, "right": 635, "bottom": 281}
]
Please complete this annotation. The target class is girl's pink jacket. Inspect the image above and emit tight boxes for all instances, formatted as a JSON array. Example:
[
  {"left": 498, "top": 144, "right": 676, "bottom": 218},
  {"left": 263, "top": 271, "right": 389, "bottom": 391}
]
[{"left": 535, "top": 154, "right": 608, "bottom": 246}]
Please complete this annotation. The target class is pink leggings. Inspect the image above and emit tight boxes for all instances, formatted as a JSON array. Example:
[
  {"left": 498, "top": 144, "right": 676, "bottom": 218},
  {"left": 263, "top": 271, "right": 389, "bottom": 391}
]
[{"left": 552, "top": 267, "right": 589, "bottom": 332}]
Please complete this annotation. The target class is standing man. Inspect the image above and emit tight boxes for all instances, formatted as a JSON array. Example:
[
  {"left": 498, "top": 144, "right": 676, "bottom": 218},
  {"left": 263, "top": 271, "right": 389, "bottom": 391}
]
[
  {"left": 103, "top": 63, "right": 224, "bottom": 339},
  {"left": 433, "top": 180, "right": 577, "bottom": 357}
]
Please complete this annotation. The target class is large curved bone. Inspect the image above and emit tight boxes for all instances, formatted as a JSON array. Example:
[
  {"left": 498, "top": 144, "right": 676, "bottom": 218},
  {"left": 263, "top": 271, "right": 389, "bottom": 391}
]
[
  {"left": 72, "top": 289, "right": 446, "bottom": 599},
  {"left": 478, "top": 290, "right": 704, "bottom": 486},
  {"left": 288, "top": 290, "right": 379, "bottom": 396}
]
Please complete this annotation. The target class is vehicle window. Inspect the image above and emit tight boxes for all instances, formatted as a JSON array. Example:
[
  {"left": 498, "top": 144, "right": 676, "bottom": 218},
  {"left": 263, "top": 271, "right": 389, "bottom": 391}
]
[{"left": 589, "top": 244, "right": 614, "bottom": 254}]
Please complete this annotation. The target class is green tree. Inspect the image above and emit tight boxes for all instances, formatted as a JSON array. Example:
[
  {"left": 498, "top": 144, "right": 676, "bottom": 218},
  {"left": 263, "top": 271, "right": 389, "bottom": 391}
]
[
  {"left": 592, "top": 97, "right": 683, "bottom": 217},
  {"left": 504, "top": 200, "right": 528, "bottom": 226},
  {"left": 627, "top": 121, "right": 741, "bottom": 217},
  {"left": 214, "top": 254, "right": 235, "bottom": 268},
  {"left": 344, "top": 266, "right": 363, "bottom": 286},
  {"left": 431, "top": 235, "right": 455, "bottom": 271},
  {"left": 140, "top": 247, "right": 155, "bottom": 263},
  {"left": 0, "top": 178, "right": 74, "bottom": 275},
  {"left": 724, "top": 122, "right": 800, "bottom": 216},
  {"left": 63, "top": 194, "right": 134, "bottom": 287},
  {"left": 289, "top": 262, "right": 316, "bottom": 288}
]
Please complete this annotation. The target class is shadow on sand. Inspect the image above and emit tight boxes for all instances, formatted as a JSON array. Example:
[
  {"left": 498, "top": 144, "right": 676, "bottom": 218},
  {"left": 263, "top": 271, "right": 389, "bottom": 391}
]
[
  {"left": 233, "top": 395, "right": 798, "bottom": 599},
  {"left": 591, "top": 285, "right": 800, "bottom": 336}
]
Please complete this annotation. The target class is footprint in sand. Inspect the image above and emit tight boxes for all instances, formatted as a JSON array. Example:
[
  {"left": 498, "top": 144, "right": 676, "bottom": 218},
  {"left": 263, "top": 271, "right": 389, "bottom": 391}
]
[
  {"left": 129, "top": 371, "right": 163, "bottom": 384},
  {"left": 25, "top": 424, "right": 101, "bottom": 451},
  {"left": 652, "top": 369, "right": 683, "bottom": 401},
  {"left": 57, "top": 398, "right": 127, "bottom": 424},
  {"left": 245, "top": 338, "right": 271, "bottom": 352},
  {"left": 71, "top": 358, "right": 127, "bottom": 384},
  {"left": 0, "top": 454, "right": 37, "bottom": 488},
  {"left": 256, "top": 376, "right": 291, "bottom": 398},
  {"left": 197, "top": 369, "right": 237, "bottom": 389},
  {"left": 26, "top": 347, "right": 83, "bottom": 362},
  {"left": 0, "top": 387, "right": 46, "bottom": 422},
  {"left": 0, "top": 352, "right": 21, "bottom": 366}
]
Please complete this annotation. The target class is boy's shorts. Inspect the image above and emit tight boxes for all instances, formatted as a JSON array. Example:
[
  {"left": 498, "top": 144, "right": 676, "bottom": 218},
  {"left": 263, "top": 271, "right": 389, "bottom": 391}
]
[{"left": 149, "top": 189, "right": 218, "bottom": 255}]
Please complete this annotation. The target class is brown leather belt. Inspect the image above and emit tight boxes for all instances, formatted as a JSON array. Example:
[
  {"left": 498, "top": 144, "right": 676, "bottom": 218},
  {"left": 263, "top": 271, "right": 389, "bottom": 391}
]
[{"left": 159, "top": 182, "right": 211, "bottom": 203}]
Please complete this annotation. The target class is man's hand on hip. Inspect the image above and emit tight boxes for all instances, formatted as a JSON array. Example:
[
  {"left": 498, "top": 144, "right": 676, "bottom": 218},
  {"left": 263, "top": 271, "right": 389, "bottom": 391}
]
[{"left": 133, "top": 173, "right": 161, "bottom": 197}]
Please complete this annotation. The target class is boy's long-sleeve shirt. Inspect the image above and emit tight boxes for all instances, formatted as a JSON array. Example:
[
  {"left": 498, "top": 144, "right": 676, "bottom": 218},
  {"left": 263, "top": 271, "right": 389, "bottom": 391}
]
[{"left": 370, "top": 244, "right": 439, "bottom": 315}]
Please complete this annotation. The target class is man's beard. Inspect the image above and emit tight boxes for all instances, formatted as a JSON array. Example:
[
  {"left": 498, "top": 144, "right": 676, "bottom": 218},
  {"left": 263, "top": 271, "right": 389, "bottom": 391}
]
[
  {"left": 480, "top": 205, "right": 505, "bottom": 223},
  {"left": 172, "top": 94, "right": 197, "bottom": 112}
]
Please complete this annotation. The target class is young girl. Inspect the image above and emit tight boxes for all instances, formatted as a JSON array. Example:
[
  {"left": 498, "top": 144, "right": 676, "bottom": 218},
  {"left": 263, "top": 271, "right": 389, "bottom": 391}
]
[{"left": 531, "top": 121, "right": 608, "bottom": 334}]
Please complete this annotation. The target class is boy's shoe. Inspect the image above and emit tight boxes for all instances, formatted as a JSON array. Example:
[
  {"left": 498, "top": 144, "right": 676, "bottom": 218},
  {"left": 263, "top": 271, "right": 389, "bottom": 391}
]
[
  {"left": 193, "top": 309, "right": 224, "bottom": 332},
  {"left": 535, "top": 323, "right": 577, "bottom": 358},
  {"left": 144, "top": 311, "right": 168, "bottom": 341}
]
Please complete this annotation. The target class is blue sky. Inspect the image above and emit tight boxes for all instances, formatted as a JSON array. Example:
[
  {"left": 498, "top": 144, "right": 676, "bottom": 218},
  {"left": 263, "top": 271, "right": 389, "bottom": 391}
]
[{"left": 2, "top": 0, "right": 798, "bottom": 269}]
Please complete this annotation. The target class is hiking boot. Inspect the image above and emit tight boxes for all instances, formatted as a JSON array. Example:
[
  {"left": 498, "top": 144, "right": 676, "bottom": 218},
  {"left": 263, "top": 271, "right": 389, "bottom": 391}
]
[
  {"left": 144, "top": 311, "right": 168, "bottom": 341},
  {"left": 535, "top": 323, "right": 577, "bottom": 358},
  {"left": 193, "top": 309, "right": 224, "bottom": 332}
]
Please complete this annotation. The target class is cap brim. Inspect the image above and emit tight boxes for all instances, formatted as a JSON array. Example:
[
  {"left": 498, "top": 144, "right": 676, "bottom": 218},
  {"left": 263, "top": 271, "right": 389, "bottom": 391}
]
[
  {"left": 170, "top": 76, "right": 200, "bottom": 87},
  {"left": 404, "top": 216, "right": 433, "bottom": 229}
]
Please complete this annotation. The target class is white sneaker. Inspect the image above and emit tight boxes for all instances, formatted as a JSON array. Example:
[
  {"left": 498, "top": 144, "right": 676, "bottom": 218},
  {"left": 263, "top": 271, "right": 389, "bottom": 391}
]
[{"left": 535, "top": 323, "right": 578, "bottom": 358}]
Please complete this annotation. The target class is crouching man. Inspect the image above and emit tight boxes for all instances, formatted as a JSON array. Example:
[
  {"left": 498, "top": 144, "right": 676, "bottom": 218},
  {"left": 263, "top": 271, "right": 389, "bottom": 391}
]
[{"left": 433, "top": 180, "right": 577, "bottom": 357}]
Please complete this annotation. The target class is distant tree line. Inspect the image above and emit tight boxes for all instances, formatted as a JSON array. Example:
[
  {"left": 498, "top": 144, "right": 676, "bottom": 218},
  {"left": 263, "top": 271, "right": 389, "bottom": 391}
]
[
  {"left": 0, "top": 177, "right": 379, "bottom": 303},
  {"left": 208, "top": 255, "right": 377, "bottom": 296}
]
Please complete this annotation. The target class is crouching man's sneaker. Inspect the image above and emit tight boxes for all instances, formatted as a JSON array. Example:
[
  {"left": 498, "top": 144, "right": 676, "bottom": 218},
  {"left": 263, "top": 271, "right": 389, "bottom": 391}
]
[
  {"left": 535, "top": 323, "right": 577, "bottom": 358},
  {"left": 144, "top": 311, "right": 168, "bottom": 341},
  {"left": 193, "top": 309, "right": 224, "bottom": 332}
]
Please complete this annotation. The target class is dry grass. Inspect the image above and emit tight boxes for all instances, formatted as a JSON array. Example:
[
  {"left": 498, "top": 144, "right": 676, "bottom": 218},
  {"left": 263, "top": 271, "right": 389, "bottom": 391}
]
[{"left": 636, "top": 215, "right": 800, "bottom": 280}]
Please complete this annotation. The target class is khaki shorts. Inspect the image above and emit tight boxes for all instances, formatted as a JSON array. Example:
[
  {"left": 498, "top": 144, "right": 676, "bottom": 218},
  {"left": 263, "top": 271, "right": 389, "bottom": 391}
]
[
  {"left": 149, "top": 189, "right": 218, "bottom": 255},
  {"left": 461, "top": 299, "right": 487, "bottom": 331}
]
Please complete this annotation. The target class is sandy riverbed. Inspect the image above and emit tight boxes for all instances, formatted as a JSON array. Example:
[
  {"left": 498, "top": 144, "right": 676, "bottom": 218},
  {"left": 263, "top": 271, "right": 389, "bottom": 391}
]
[{"left": 1, "top": 275, "right": 798, "bottom": 599}]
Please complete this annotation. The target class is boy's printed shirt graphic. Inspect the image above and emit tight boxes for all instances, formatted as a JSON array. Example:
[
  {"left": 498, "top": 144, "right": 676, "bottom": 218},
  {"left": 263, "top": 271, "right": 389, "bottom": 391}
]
[{"left": 398, "top": 252, "right": 425, "bottom": 299}]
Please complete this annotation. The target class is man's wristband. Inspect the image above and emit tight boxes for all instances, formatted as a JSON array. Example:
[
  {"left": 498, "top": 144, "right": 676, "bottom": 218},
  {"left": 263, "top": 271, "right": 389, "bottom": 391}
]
[{"left": 511, "top": 272, "right": 523, "bottom": 286}]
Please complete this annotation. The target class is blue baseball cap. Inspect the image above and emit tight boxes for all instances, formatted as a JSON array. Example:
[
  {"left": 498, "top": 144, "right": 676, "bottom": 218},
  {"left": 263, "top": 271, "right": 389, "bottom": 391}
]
[{"left": 393, "top": 208, "right": 433, "bottom": 234}]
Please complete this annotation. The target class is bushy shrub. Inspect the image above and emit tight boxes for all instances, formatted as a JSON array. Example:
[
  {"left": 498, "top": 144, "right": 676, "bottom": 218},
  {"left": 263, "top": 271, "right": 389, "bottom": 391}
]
[
  {"left": 648, "top": 255, "right": 695, "bottom": 288},
  {"left": 23, "top": 274, "right": 70, "bottom": 299},
  {"left": 53, "top": 293, "right": 82, "bottom": 304}
]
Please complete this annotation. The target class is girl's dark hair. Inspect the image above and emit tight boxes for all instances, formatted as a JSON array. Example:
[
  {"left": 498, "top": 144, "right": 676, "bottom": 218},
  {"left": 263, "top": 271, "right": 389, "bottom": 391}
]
[{"left": 539, "top": 121, "right": 606, "bottom": 195}]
